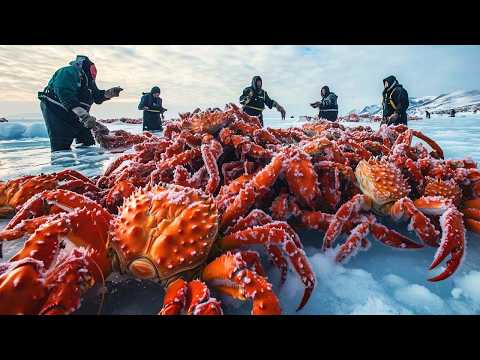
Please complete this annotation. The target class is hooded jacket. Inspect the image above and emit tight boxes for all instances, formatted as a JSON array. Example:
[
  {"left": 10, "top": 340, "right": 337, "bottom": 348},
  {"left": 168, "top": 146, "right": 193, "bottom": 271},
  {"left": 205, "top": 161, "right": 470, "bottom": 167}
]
[
  {"left": 39, "top": 56, "right": 109, "bottom": 112},
  {"left": 239, "top": 76, "right": 277, "bottom": 113},
  {"left": 138, "top": 87, "right": 166, "bottom": 113},
  {"left": 382, "top": 75, "right": 409, "bottom": 122},
  {"left": 312, "top": 86, "right": 338, "bottom": 121}
]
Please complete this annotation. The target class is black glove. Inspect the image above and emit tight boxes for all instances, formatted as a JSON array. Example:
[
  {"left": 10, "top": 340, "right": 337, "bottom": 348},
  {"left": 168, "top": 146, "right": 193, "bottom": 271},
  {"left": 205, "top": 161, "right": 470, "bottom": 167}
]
[
  {"left": 72, "top": 107, "right": 97, "bottom": 129},
  {"left": 105, "top": 86, "right": 123, "bottom": 99}
]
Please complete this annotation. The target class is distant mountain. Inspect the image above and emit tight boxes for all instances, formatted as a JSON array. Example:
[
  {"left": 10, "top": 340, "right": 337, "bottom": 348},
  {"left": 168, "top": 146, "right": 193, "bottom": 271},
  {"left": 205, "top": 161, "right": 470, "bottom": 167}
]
[{"left": 349, "top": 90, "right": 480, "bottom": 117}]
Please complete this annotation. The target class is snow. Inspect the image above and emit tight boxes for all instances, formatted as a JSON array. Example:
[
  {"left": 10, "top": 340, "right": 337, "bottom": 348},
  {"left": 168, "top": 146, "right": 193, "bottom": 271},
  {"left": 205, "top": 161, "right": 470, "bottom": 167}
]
[
  {"left": 2, "top": 116, "right": 480, "bottom": 314},
  {"left": 347, "top": 89, "right": 480, "bottom": 117}
]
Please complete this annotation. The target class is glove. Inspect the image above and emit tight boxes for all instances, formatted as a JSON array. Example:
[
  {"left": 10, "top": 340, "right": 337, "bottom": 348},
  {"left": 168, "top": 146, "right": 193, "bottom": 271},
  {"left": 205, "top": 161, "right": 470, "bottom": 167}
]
[
  {"left": 243, "top": 89, "right": 254, "bottom": 104},
  {"left": 104, "top": 86, "right": 123, "bottom": 99},
  {"left": 72, "top": 107, "right": 97, "bottom": 129},
  {"left": 388, "top": 112, "right": 399, "bottom": 123},
  {"left": 276, "top": 104, "right": 286, "bottom": 120},
  {"left": 93, "top": 122, "right": 110, "bottom": 135}
]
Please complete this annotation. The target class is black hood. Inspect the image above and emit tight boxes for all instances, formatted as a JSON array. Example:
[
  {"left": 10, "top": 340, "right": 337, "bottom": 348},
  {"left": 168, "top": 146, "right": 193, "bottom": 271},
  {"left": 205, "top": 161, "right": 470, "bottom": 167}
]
[
  {"left": 70, "top": 55, "right": 95, "bottom": 81},
  {"left": 321, "top": 86, "right": 330, "bottom": 97},
  {"left": 251, "top": 76, "right": 262, "bottom": 91},
  {"left": 383, "top": 75, "right": 399, "bottom": 93},
  {"left": 151, "top": 86, "right": 161, "bottom": 95}
]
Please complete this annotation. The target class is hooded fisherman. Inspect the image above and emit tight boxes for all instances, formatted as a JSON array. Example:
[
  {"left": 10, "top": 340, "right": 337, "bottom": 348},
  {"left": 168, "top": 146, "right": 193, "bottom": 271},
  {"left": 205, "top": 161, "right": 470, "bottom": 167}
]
[
  {"left": 138, "top": 86, "right": 167, "bottom": 131},
  {"left": 239, "top": 76, "right": 286, "bottom": 126},
  {"left": 310, "top": 86, "right": 338, "bottom": 121},
  {"left": 38, "top": 55, "right": 123, "bottom": 151},
  {"left": 381, "top": 75, "right": 409, "bottom": 126}
]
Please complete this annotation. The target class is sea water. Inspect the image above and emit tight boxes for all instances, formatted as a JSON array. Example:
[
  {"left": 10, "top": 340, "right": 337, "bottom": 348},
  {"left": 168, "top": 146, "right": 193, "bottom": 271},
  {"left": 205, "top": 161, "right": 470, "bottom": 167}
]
[{"left": 1, "top": 114, "right": 480, "bottom": 315}]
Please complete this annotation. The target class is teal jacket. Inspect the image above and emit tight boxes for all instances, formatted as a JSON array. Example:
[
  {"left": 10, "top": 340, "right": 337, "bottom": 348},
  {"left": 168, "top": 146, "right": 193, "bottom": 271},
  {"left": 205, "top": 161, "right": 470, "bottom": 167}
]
[{"left": 41, "top": 64, "right": 108, "bottom": 111}]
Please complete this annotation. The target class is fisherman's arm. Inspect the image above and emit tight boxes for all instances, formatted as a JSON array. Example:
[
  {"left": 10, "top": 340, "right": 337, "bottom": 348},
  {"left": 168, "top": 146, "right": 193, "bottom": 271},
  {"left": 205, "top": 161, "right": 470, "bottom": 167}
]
[
  {"left": 394, "top": 89, "right": 409, "bottom": 113},
  {"left": 265, "top": 92, "right": 286, "bottom": 120},
  {"left": 92, "top": 82, "right": 123, "bottom": 104}
]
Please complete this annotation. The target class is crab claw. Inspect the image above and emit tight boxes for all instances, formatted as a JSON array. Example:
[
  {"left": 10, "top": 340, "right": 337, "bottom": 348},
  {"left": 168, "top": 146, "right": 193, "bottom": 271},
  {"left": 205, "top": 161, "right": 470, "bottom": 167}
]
[
  {"left": 335, "top": 222, "right": 371, "bottom": 263},
  {"left": 370, "top": 223, "right": 424, "bottom": 249},
  {"left": 39, "top": 250, "right": 98, "bottom": 315},
  {"left": 202, "top": 252, "right": 281, "bottom": 315},
  {"left": 428, "top": 207, "right": 465, "bottom": 282},
  {"left": 323, "top": 194, "right": 372, "bottom": 250},
  {"left": 159, "top": 278, "right": 223, "bottom": 315},
  {"left": 220, "top": 223, "right": 315, "bottom": 311}
]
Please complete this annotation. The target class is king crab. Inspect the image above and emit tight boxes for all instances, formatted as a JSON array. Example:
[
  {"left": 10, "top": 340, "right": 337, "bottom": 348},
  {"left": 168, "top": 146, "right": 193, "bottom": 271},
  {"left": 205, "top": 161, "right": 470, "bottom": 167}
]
[{"left": 0, "top": 181, "right": 315, "bottom": 315}]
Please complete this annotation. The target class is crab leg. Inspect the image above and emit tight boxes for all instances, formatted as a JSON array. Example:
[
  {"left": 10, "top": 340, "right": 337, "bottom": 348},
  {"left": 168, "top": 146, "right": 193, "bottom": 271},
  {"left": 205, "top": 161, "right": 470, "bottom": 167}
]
[
  {"left": 220, "top": 223, "right": 315, "bottom": 311},
  {"left": 39, "top": 250, "right": 98, "bottom": 315},
  {"left": 220, "top": 153, "right": 284, "bottom": 229},
  {"left": 159, "top": 279, "right": 223, "bottom": 315},
  {"left": 0, "top": 258, "right": 47, "bottom": 314},
  {"left": 428, "top": 207, "right": 465, "bottom": 282},
  {"left": 202, "top": 252, "right": 281, "bottom": 315},
  {"left": 155, "top": 148, "right": 202, "bottom": 173},
  {"left": 391, "top": 197, "right": 440, "bottom": 247},
  {"left": 335, "top": 222, "right": 371, "bottom": 263},
  {"left": 5, "top": 189, "right": 111, "bottom": 230},
  {"left": 201, "top": 142, "right": 221, "bottom": 195},
  {"left": 412, "top": 130, "right": 444, "bottom": 159},
  {"left": 322, "top": 194, "right": 372, "bottom": 250},
  {"left": 226, "top": 210, "right": 292, "bottom": 285}
]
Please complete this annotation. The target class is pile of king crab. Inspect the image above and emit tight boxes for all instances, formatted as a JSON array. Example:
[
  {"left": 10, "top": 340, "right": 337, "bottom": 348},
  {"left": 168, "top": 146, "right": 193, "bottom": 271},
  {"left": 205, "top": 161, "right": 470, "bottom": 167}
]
[{"left": 1, "top": 103, "right": 479, "bottom": 315}]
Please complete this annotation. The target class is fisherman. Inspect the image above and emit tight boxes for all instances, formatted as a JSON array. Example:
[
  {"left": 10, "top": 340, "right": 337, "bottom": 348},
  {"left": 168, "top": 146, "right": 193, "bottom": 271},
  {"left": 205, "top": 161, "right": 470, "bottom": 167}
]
[
  {"left": 426, "top": 110, "right": 431, "bottom": 118},
  {"left": 38, "top": 55, "right": 122, "bottom": 151},
  {"left": 450, "top": 109, "right": 456, "bottom": 117},
  {"left": 310, "top": 86, "right": 338, "bottom": 121},
  {"left": 138, "top": 86, "right": 167, "bottom": 131},
  {"left": 239, "top": 76, "right": 286, "bottom": 126},
  {"left": 381, "top": 75, "right": 409, "bottom": 126}
]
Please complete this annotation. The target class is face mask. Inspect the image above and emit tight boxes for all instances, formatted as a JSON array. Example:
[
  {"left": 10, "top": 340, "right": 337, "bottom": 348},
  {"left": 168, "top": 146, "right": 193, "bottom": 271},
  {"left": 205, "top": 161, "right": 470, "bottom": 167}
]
[{"left": 90, "top": 64, "right": 97, "bottom": 80}]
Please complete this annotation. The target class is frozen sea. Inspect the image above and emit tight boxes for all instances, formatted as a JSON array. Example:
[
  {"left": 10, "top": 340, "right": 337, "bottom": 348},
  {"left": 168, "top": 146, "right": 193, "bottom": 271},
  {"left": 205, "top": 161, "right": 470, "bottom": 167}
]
[{"left": 1, "top": 113, "right": 480, "bottom": 315}]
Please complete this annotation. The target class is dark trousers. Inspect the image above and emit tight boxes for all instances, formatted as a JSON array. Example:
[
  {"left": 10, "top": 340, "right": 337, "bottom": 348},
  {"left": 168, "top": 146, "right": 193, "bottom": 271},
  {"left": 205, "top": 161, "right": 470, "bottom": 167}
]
[
  {"left": 319, "top": 110, "right": 338, "bottom": 122},
  {"left": 242, "top": 107, "right": 264, "bottom": 126},
  {"left": 143, "top": 111, "right": 163, "bottom": 131},
  {"left": 41, "top": 101, "right": 95, "bottom": 152}
]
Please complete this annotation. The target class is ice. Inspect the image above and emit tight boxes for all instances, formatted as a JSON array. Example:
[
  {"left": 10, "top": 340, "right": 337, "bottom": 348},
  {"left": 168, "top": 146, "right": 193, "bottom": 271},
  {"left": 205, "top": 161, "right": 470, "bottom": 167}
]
[
  {"left": 393, "top": 284, "right": 447, "bottom": 314},
  {"left": 2, "top": 116, "right": 480, "bottom": 314},
  {"left": 452, "top": 271, "right": 480, "bottom": 309}
]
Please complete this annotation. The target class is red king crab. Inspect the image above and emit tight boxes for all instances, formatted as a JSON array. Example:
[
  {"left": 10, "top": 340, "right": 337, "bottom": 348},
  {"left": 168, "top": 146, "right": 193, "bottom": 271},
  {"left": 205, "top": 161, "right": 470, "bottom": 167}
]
[{"left": 0, "top": 179, "right": 315, "bottom": 315}]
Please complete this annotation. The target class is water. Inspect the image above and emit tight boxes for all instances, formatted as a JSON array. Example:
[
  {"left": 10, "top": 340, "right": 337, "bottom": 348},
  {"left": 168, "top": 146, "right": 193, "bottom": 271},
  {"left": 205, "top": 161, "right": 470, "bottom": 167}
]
[{"left": 1, "top": 114, "right": 480, "bottom": 315}]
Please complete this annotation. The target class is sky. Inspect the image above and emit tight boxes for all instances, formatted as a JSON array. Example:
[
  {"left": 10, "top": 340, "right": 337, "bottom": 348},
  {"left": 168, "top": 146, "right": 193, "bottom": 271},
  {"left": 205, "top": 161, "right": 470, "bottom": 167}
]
[{"left": 0, "top": 45, "right": 479, "bottom": 119}]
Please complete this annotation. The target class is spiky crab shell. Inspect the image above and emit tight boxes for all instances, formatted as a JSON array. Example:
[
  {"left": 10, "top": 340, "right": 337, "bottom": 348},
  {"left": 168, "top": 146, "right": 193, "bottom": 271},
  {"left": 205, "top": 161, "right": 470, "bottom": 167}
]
[
  {"left": 111, "top": 184, "right": 219, "bottom": 281},
  {"left": 355, "top": 159, "right": 411, "bottom": 207},
  {"left": 181, "top": 111, "right": 232, "bottom": 135},
  {"left": 423, "top": 177, "right": 462, "bottom": 205}
]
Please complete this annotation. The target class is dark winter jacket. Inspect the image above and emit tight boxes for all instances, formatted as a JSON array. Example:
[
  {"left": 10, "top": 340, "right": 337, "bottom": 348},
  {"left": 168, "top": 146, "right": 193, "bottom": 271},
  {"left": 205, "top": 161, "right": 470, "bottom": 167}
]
[
  {"left": 138, "top": 91, "right": 166, "bottom": 131},
  {"left": 382, "top": 75, "right": 409, "bottom": 125},
  {"left": 38, "top": 58, "right": 111, "bottom": 147},
  {"left": 239, "top": 76, "right": 277, "bottom": 116},
  {"left": 138, "top": 92, "right": 166, "bottom": 113},
  {"left": 313, "top": 86, "right": 338, "bottom": 121},
  {"left": 39, "top": 61, "right": 109, "bottom": 113}
]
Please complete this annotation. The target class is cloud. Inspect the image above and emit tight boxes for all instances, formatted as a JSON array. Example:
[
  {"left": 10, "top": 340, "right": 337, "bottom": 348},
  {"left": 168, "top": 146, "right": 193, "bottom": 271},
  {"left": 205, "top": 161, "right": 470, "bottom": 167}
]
[{"left": 0, "top": 45, "right": 479, "bottom": 118}]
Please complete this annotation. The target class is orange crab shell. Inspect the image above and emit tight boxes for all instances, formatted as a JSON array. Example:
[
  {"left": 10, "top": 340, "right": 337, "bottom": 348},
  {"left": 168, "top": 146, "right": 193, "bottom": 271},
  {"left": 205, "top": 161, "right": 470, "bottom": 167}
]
[
  {"left": 423, "top": 177, "right": 462, "bottom": 205},
  {"left": 355, "top": 159, "right": 411, "bottom": 206},
  {"left": 182, "top": 110, "right": 233, "bottom": 135},
  {"left": 111, "top": 184, "right": 219, "bottom": 281}
]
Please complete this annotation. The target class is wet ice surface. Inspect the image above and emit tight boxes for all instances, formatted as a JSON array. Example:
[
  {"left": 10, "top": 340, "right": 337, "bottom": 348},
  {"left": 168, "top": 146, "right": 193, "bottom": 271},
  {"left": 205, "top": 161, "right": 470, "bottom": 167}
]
[{"left": 1, "top": 114, "right": 480, "bottom": 315}]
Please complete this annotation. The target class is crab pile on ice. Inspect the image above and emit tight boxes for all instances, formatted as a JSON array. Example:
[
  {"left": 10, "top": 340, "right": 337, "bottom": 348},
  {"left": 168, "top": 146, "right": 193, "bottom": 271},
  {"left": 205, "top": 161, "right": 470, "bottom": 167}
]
[{"left": 1, "top": 104, "right": 479, "bottom": 315}]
